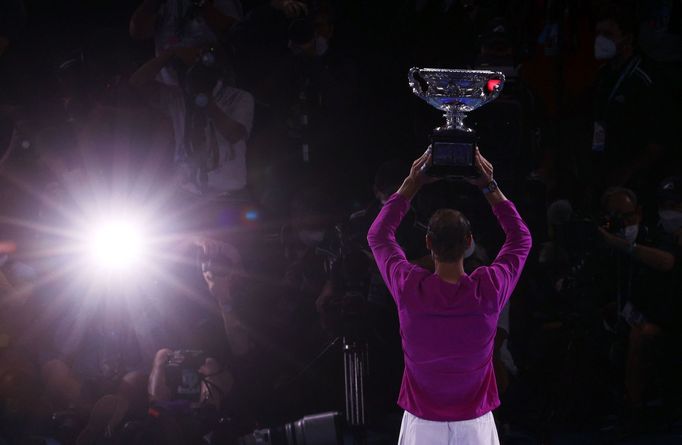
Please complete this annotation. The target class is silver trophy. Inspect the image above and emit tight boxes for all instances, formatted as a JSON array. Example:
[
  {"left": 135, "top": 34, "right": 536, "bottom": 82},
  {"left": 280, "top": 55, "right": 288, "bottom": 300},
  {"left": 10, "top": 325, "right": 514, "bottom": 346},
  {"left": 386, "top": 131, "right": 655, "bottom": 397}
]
[{"left": 408, "top": 67, "right": 505, "bottom": 178}]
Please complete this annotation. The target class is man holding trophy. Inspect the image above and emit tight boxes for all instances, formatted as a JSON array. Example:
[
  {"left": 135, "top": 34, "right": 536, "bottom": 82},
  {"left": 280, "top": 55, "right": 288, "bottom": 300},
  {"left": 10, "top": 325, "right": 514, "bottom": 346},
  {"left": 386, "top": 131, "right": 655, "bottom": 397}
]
[{"left": 367, "top": 69, "right": 532, "bottom": 444}]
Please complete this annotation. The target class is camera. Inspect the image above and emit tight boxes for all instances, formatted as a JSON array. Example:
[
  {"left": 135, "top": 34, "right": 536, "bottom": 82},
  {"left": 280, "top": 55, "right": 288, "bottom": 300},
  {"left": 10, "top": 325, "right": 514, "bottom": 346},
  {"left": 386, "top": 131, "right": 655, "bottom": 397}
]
[
  {"left": 182, "top": 48, "right": 221, "bottom": 108},
  {"left": 426, "top": 130, "right": 479, "bottom": 179},
  {"left": 165, "top": 350, "right": 206, "bottom": 402}
]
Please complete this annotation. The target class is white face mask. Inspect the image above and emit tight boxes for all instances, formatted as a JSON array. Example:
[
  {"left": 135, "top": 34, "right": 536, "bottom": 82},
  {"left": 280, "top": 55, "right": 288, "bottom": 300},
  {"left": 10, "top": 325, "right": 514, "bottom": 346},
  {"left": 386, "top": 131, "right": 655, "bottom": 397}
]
[
  {"left": 620, "top": 224, "right": 639, "bottom": 244},
  {"left": 594, "top": 35, "right": 617, "bottom": 60},
  {"left": 464, "top": 238, "right": 476, "bottom": 259},
  {"left": 659, "top": 210, "right": 682, "bottom": 234},
  {"left": 299, "top": 229, "right": 325, "bottom": 247}
]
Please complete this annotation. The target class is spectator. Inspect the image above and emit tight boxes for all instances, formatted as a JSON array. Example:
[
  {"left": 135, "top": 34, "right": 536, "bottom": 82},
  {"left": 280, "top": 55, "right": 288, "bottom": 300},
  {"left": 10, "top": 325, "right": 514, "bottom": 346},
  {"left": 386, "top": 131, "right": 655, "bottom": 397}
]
[{"left": 590, "top": 4, "right": 665, "bottom": 191}]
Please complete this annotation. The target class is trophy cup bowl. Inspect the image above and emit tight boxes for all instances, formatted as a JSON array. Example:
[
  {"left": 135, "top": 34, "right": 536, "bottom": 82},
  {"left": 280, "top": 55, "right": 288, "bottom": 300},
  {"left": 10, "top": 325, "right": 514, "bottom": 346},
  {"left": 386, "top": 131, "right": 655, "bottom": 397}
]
[{"left": 408, "top": 68, "right": 505, "bottom": 178}]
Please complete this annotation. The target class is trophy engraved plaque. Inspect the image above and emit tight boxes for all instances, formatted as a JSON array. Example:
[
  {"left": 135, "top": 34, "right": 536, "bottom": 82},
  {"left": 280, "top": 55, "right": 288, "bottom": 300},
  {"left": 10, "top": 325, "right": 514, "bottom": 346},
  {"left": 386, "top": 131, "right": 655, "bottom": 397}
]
[{"left": 408, "top": 68, "right": 505, "bottom": 178}]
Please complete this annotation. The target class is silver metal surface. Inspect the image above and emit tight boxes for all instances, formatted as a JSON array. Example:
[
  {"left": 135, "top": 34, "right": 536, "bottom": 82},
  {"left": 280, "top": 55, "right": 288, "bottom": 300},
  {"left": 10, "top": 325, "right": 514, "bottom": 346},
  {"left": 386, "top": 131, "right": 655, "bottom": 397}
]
[{"left": 408, "top": 67, "right": 505, "bottom": 131}]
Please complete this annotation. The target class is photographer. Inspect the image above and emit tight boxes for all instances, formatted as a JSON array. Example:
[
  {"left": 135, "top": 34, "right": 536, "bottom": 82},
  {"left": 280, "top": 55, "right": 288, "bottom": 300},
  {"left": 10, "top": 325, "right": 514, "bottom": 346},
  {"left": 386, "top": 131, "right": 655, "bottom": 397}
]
[
  {"left": 130, "top": 44, "right": 254, "bottom": 198},
  {"left": 596, "top": 186, "right": 678, "bottom": 419},
  {"left": 368, "top": 148, "right": 531, "bottom": 444},
  {"left": 144, "top": 238, "right": 244, "bottom": 443},
  {"left": 598, "top": 188, "right": 674, "bottom": 273},
  {"left": 148, "top": 238, "right": 245, "bottom": 406}
]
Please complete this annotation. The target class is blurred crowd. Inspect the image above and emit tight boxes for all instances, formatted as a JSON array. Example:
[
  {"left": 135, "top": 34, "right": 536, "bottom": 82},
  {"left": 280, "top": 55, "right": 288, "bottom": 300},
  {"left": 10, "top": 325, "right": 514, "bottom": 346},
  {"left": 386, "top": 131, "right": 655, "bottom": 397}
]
[{"left": 0, "top": 0, "right": 681, "bottom": 444}]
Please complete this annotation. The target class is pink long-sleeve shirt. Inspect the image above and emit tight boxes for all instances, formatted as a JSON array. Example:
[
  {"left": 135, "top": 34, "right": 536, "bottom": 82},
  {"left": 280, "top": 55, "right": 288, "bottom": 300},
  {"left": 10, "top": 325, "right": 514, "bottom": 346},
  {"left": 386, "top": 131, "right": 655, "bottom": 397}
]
[{"left": 367, "top": 193, "right": 532, "bottom": 421}]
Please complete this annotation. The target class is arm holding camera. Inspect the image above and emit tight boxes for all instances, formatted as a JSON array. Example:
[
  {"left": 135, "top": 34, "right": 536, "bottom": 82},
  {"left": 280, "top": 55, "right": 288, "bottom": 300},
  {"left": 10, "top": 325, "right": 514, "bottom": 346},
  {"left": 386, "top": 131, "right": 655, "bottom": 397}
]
[
  {"left": 598, "top": 227, "right": 675, "bottom": 272},
  {"left": 129, "top": 47, "right": 201, "bottom": 88}
]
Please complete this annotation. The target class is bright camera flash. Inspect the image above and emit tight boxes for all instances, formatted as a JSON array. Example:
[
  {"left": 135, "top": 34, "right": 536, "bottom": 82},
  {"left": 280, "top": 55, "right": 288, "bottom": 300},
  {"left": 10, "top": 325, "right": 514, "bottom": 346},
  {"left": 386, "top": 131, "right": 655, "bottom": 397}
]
[{"left": 86, "top": 218, "right": 146, "bottom": 271}]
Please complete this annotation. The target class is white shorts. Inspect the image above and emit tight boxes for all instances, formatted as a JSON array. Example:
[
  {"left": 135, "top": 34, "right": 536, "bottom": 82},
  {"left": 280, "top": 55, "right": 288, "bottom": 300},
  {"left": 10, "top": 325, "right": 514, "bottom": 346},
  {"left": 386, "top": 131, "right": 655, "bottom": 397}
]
[{"left": 398, "top": 410, "right": 500, "bottom": 445}]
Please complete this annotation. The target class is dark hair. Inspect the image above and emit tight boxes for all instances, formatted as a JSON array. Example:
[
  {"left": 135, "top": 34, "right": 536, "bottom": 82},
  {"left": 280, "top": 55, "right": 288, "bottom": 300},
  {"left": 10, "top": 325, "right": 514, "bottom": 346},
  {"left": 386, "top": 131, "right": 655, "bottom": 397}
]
[
  {"left": 427, "top": 209, "right": 472, "bottom": 262},
  {"left": 596, "top": 3, "right": 637, "bottom": 39}
]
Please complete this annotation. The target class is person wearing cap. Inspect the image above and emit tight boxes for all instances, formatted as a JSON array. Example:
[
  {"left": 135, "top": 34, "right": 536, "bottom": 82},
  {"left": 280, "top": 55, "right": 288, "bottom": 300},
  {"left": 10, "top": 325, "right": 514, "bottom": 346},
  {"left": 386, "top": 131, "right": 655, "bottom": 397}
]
[{"left": 368, "top": 148, "right": 531, "bottom": 444}]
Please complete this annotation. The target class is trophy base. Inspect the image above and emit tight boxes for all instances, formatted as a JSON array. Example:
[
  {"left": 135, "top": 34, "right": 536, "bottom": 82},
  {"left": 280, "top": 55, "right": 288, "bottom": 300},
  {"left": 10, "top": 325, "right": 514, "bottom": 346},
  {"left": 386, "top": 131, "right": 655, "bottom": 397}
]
[{"left": 426, "top": 129, "right": 479, "bottom": 179}]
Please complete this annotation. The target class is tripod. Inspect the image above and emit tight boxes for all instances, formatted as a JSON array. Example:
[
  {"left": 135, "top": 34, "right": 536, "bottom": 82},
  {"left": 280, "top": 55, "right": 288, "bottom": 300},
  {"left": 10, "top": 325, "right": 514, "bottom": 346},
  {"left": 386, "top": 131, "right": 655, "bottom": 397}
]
[
  {"left": 278, "top": 332, "right": 370, "bottom": 436},
  {"left": 343, "top": 336, "right": 369, "bottom": 427}
]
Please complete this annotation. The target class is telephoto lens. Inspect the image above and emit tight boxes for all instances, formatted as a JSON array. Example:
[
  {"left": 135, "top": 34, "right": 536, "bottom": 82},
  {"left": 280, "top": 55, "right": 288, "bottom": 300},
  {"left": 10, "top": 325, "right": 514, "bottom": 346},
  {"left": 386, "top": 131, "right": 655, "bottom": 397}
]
[{"left": 238, "top": 412, "right": 343, "bottom": 445}]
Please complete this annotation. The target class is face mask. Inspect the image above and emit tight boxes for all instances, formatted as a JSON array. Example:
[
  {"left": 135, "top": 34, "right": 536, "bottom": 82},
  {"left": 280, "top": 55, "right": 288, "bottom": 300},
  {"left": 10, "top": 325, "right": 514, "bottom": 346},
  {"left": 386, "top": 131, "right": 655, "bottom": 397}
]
[
  {"left": 594, "top": 35, "right": 617, "bottom": 60},
  {"left": 659, "top": 210, "right": 682, "bottom": 234},
  {"left": 299, "top": 229, "right": 325, "bottom": 247},
  {"left": 315, "top": 36, "right": 329, "bottom": 56},
  {"left": 464, "top": 239, "right": 476, "bottom": 259},
  {"left": 619, "top": 224, "right": 639, "bottom": 244}
]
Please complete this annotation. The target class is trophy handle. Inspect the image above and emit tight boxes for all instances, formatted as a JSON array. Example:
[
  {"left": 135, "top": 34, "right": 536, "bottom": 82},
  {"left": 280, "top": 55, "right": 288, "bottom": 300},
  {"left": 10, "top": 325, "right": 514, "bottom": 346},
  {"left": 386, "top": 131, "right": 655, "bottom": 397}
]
[{"left": 408, "top": 67, "right": 427, "bottom": 98}]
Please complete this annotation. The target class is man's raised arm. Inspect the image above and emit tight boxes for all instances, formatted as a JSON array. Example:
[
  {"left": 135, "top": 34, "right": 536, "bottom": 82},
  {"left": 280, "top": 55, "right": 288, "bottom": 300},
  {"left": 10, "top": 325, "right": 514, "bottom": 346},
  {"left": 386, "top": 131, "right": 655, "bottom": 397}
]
[{"left": 467, "top": 149, "right": 532, "bottom": 307}]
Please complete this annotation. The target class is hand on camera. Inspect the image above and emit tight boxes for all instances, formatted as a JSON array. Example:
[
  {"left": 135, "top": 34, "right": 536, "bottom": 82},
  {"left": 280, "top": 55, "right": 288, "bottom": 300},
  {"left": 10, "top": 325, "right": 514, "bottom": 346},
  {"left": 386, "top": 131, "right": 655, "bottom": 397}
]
[{"left": 466, "top": 147, "right": 494, "bottom": 189}]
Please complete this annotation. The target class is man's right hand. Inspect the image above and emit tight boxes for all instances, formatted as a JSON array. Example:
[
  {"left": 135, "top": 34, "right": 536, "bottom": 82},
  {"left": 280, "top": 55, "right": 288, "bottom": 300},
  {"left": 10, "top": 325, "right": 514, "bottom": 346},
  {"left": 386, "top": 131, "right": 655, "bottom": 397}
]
[{"left": 466, "top": 147, "right": 494, "bottom": 189}]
